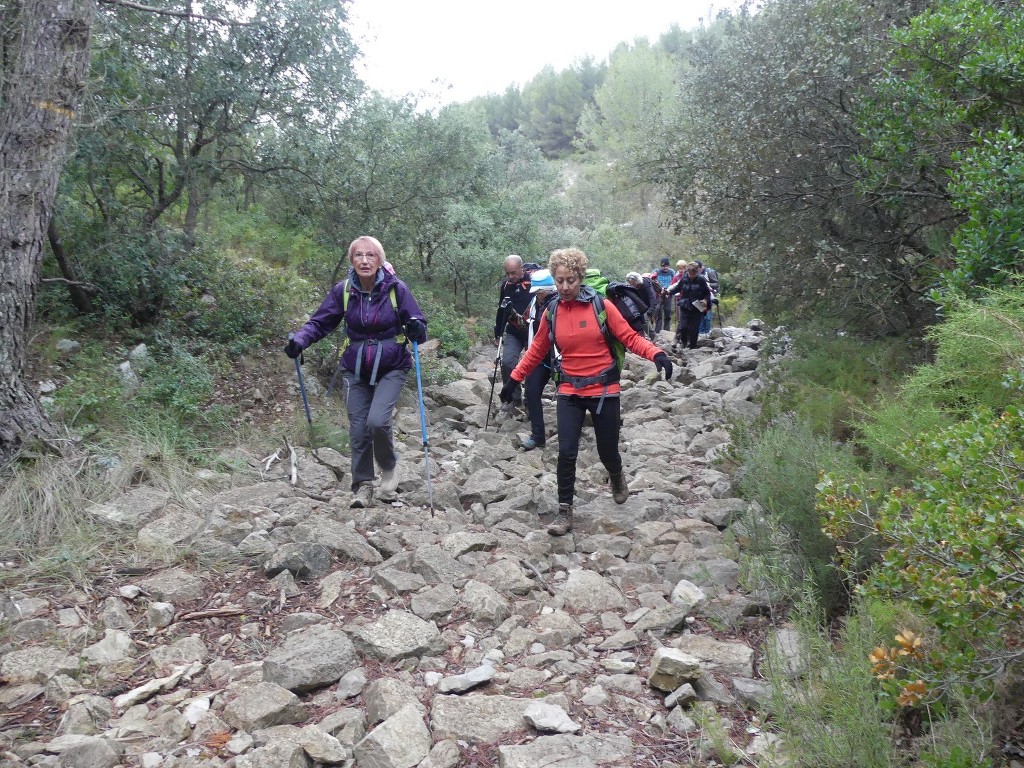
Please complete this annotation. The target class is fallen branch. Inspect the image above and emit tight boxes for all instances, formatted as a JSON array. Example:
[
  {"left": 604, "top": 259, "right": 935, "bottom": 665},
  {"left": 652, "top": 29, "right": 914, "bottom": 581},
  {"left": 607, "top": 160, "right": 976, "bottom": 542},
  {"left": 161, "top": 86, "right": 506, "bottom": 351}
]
[
  {"left": 175, "top": 607, "right": 246, "bottom": 622},
  {"left": 520, "top": 558, "right": 556, "bottom": 596},
  {"left": 261, "top": 450, "right": 281, "bottom": 472},
  {"left": 284, "top": 436, "right": 298, "bottom": 485}
]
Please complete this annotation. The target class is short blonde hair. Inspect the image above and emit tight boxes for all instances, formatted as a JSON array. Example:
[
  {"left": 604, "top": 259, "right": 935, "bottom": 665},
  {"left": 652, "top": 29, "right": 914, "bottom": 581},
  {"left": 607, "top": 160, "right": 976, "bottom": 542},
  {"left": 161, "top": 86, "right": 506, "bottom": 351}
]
[
  {"left": 348, "top": 235, "right": 385, "bottom": 264},
  {"left": 676, "top": 259, "right": 688, "bottom": 269},
  {"left": 548, "top": 248, "right": 588, "bottom": 279}
]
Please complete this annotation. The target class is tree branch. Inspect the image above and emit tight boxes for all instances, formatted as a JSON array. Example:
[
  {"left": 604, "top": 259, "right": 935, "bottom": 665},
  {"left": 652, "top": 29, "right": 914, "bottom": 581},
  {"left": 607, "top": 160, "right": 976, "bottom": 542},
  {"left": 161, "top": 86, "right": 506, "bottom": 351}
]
[{"left": 97, "top": 0, "right": 246, "bottom": 26}]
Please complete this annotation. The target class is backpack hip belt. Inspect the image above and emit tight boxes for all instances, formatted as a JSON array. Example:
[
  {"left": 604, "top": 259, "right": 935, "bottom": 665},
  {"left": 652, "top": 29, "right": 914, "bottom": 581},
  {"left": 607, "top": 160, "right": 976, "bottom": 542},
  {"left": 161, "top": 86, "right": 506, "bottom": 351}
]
[
  {"left": 556, "top": 363, "right": 620, "bottom": 390},
  {"left": 354, "top": 336, "right": 401, "bottom": 385}
]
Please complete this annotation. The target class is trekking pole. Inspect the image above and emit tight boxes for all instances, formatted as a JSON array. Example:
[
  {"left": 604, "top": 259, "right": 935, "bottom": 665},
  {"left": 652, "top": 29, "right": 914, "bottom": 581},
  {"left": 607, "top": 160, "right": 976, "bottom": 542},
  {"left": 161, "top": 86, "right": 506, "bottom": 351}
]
[
  {"left": 715, "top": 299, "right": 723, "bottom": 330},
  {"left": 484, "top": 335, "right": 503, "bottom": 431},
  {"left": 289, "top": 333, "right": 314, "bottom": 431},
  {"left": 485, "top": 298, "right": 511, "bottom": 430},
  {"left": 412, "top": 340, "right": 435, "bottom": 515}
]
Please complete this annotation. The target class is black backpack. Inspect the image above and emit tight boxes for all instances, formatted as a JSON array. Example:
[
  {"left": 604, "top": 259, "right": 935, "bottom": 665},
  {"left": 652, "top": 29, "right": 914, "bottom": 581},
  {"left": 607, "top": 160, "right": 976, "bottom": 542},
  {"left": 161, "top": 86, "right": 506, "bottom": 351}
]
[{"left": 605, "top": 281, "right": 649, "bottom": 336}]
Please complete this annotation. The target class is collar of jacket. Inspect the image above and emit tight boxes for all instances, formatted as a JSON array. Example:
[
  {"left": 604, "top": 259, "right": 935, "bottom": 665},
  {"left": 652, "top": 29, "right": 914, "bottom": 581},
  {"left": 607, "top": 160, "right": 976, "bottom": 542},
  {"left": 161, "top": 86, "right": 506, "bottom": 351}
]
[
  {"left": 348, "top": 267, "right": 389, "bottom": 293},
  {"left": 569, "top": 285, "right": 600, "bottom": 304}
]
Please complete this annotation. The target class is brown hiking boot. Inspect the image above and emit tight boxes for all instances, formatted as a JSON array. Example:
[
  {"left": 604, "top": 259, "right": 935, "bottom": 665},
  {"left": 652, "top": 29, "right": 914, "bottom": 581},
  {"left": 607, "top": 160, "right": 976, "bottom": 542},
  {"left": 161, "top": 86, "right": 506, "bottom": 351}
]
[
  {"left": 547, "top": 504, "right": 573, "bottom": 536},
  {"left": 610, "top": 471, "right": 629, "bottom": 504}
]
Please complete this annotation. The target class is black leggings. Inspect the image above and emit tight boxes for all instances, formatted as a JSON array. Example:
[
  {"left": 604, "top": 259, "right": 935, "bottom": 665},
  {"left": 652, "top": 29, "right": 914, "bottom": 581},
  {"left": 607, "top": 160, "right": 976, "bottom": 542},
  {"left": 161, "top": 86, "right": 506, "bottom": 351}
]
[
  {"left": 556, "top": 395, "right": 622, "bottom": 505},
  {"left": 677, "top": 307, "right": 702, "bottom": 349}
]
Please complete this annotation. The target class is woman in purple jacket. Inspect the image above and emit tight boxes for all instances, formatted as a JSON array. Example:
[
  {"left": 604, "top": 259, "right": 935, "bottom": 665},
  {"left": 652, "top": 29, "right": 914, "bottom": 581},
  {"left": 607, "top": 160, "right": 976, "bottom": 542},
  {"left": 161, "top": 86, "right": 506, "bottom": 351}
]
[{"left": 284, "top": 236, "right": 427, "bottom": 508}]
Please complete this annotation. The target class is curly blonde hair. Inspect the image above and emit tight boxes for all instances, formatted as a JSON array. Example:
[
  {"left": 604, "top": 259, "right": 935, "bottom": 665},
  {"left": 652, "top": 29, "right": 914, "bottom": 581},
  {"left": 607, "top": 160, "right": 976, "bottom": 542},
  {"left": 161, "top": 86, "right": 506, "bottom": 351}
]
[{"left": 548, "top": 248, "right": 588, "bottom": 279}]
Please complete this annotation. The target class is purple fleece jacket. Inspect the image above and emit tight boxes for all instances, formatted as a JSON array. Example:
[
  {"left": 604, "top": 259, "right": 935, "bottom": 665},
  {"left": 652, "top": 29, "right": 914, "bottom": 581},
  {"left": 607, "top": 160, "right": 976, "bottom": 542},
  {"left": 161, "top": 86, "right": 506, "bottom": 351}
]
[{"left": 291, "top": 269, "right": 426, "bottom": 376}]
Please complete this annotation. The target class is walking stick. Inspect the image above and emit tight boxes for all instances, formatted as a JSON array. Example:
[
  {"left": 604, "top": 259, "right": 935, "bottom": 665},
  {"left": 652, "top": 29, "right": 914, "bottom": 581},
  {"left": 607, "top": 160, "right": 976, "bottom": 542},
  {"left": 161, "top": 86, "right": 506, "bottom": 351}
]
[
  {"left": 714, "top": 299, "right": 723, "bottom": 330},
  {"left": 485, "top": 297, "right": 511, "bottom": 431},
  {"left": 289, "top": 333, "right": 314, "bottom": 436},
  {"left": 484, "top": 334, "right": 503, "bottom": 431},
  {"left": 412, "top": 340, "right": 435, "bottom": 515}
]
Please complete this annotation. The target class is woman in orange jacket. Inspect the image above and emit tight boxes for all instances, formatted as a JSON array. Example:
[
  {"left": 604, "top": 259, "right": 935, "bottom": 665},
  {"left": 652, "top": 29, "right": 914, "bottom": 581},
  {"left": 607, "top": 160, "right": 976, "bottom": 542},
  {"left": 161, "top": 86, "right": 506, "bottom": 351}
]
[{"left": 500, "top": 248, "right": 673, "bottom": 535}]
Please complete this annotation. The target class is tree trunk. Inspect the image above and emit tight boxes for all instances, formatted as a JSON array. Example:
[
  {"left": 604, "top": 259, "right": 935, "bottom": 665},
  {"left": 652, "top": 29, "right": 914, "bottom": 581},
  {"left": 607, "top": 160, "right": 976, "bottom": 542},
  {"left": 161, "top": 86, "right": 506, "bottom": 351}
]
[
  {"left": 47, "top": 217, "right": 94, "bottom": 314},
  {"left": 0, "top": 0, "right": 95, "bottom": 465}
]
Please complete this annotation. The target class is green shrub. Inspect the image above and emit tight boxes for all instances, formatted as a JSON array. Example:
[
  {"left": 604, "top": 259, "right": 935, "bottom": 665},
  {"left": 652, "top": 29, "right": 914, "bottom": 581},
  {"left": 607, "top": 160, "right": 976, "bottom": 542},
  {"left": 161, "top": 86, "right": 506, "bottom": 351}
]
[
  {"left": 754, "top": 330, "right": 915, "bottom": 441},
  {"left": 821, "top": 400, "right": 1024, "bottom": 692},
  {"left": 51, "top": 342, "right": 125, "bottom": 428},
  {"left": 209, "top": 204, "right": 322, "bottom": 268},
  {"left": 51, "top": 339, "right": 235, "bottom": 462},
  {"left": 899, "top": 286, "right": 1024, "bottom": 419},
  {"left": 764, "top": 598, "right": 899, "bottom": 768},
  {"left": 168, "top": 247, "right": 302, "bottom": 354},
  {"left": 734, "top": 415, "right": 857, "bottom": 617}
]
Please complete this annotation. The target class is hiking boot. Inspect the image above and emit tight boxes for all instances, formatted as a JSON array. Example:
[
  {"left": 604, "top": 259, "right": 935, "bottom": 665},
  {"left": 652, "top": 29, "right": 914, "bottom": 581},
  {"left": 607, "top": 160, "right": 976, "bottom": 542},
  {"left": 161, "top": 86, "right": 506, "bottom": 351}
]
[
  {"left": 547, "top": 503, "right": 573, "bottom": 536},
  {"left": 522, "top": 436, "right": 544, "bottom": 451},
  {"left": 349, "top": 483, "right": 373, "bottom": 509},
  {"left": 380, "top": 461, "right": 399, "bottom": 494},
  {"left": 610, "top": 471, "right": 629, "bottom": 504}
]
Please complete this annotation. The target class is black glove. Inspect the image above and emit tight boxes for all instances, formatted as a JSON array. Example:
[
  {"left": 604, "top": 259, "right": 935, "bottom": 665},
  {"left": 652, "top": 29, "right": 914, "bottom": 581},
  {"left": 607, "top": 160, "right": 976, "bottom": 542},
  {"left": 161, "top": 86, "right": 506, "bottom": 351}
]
[
  {"left": 406, "top": 319, "right": 427, "bottom": 344},
  {"left": 499, "top": 378, "right": 520, "bottom": 404},
  {"left": 653, "top": 352, "right": 673, "bottom": 381},
  {"left": 284, "top": 338, "right": 303, "bottom": 359}
]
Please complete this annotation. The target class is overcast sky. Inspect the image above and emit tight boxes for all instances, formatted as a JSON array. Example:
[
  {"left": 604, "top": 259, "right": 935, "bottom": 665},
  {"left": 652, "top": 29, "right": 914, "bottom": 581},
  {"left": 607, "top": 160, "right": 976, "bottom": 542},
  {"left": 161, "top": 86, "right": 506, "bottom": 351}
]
[{"left": 347, "top": 0, "right": 737, "bottom": 108}]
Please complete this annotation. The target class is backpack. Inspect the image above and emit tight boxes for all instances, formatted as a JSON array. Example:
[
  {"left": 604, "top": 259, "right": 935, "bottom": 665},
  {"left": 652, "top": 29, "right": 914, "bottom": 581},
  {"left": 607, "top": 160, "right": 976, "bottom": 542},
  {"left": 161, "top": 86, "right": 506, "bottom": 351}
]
[
  {"left": 605, "top": 281, "right": 649, "bottom": 336},
  {"left": 543, "top": 285, "right": 631, "bottom": 411},
  {"left": 583, "top": 267, "right": 609, "bottom": 296}
]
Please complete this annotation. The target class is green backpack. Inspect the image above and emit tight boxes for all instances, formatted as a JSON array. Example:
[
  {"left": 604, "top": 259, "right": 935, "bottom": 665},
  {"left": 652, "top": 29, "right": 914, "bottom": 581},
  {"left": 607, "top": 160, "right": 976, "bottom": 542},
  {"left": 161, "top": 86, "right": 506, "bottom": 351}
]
[{"left": 583, "top": 268, "right": 609, "bottom": 297}]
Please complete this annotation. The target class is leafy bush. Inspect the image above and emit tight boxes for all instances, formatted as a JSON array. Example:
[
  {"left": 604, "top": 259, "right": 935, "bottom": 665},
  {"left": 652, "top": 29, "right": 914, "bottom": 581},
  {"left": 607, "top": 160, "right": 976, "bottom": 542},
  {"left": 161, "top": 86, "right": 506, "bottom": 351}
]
[
  {"left": 765, "top": 596, "right": 997, "bottom": 768},
  {"left": 208, "top": 204, "right": 322, "bottom": 269},
  {"left": 754, "top": 330, "right": 915, "bottom": 441},
  {"left": 51, "top": 339, "right": 234, "bottom": 462},
  {"left": 821, "top": 404, "right": 1024, "bottom": 689},
  {"left": 857, "top": 286, "right": 1024, "bottom": 476},
  {"left": 409, "top": 289, "right": 475, "bottom": 361},
  {"left": 167, "top": 247, "right": 302, "bottom": 354}
]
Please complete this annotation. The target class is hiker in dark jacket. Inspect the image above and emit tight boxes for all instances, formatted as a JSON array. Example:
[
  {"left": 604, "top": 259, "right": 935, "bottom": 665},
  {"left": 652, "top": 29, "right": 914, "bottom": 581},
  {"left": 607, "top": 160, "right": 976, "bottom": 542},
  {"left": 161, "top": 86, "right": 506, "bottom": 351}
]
[
  {"left": 285, "top": 235, "right": 427, "bottom": 509},
  {"left": 627, "top": 271, "right": 658, "bottom": 339},
  {"left": 493, "top": 254, "right": 534, "bottom": 413},
  {"left": 666, "top": 261, "right": 712, "bottom": 350}
]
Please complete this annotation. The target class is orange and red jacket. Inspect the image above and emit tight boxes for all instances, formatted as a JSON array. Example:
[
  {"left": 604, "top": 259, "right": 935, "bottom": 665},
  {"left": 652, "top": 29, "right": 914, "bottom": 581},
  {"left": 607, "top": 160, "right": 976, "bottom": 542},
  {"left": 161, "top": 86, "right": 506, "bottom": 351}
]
[{"left": 510, "top": 293, "right": 661, "bottom": 397}]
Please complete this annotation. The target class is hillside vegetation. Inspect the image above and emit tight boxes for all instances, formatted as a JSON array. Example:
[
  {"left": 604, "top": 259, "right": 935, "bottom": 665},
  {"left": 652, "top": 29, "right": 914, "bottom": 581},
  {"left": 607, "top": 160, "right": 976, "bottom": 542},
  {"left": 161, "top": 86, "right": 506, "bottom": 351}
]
[{"left": 1, "top": 0, "right": 1023, "bottom": 764}]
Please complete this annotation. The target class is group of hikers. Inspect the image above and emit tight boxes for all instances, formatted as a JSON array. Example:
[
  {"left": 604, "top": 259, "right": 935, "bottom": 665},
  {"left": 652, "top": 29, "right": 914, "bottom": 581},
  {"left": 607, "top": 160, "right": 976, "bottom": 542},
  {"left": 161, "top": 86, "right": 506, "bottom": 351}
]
[
  {"left": 629, "top": 256, "right": 720, "bottom": 346},
  {"left": 285, "top": 236, "right": 719, "bottom": 535}
]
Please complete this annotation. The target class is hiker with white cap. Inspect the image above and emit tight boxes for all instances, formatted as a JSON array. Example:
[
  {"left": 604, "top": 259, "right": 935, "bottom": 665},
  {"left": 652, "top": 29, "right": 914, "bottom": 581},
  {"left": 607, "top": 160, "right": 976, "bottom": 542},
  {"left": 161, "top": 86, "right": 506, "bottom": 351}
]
[{"left": 520, "top": 269, "right": 557, "bottom": 451}]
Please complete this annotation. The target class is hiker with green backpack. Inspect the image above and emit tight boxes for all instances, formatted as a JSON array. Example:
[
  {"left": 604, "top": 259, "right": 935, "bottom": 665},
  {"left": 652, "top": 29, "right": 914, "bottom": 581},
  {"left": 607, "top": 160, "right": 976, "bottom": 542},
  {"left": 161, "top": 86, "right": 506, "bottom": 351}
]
[
  {"left": 500, "top": 248, "right": 673, "bottom": 536},
  {"left": 284, "top": 235, "right": 427, "bottom": 509}
]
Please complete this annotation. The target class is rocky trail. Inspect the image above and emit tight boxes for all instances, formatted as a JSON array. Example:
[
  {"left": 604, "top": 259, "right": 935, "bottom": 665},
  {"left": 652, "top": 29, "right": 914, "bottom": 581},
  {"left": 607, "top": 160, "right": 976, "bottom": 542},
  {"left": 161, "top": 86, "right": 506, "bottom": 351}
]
[{"left": 0, "top": 321, "right": 798, "bottom": 768}]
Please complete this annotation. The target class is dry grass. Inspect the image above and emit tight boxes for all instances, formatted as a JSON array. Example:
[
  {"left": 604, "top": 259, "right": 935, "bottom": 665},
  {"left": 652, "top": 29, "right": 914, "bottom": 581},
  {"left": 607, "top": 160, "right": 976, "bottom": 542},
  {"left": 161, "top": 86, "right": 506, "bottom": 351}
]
[{"left": 0, "top": 432, "right": 205, "bottom": 586}]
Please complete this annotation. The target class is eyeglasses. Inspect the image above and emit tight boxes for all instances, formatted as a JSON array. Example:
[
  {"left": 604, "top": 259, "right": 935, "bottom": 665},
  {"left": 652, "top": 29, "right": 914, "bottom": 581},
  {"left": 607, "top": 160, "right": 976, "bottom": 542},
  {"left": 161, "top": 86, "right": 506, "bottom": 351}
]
[{"left": 352, "top": 252, "right": 378, "bottom": 261}]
